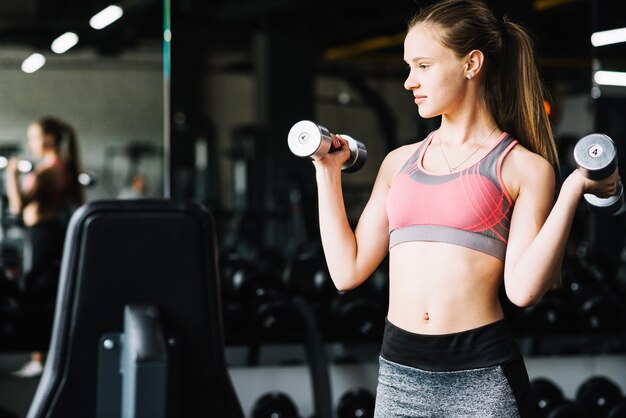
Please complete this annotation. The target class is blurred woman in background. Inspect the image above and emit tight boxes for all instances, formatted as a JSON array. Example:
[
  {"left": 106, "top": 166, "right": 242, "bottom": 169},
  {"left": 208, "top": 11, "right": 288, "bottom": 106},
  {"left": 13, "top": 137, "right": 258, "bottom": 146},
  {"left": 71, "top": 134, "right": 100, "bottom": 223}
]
[{"left": 6, "top": 116, "right": 83, "bottom": 377}]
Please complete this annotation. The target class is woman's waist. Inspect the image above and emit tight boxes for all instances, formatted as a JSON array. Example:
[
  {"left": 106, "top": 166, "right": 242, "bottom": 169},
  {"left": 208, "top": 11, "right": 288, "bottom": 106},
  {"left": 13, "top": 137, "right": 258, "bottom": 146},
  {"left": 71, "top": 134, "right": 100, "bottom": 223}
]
[
  {"left": 386, "top": 298, "right": 504, "bottom": 336},
  {"left": 380, "top": 317, "right": 520, "bottom": 371},
  {"left": 387, "top": 268, "right": 504, "bottom": 332},
  {"left": 22, "top": 202, "right": 67, "bottom": 227},
  {"left": 389, "top": 240, "right": 504, "bottom": 273}
]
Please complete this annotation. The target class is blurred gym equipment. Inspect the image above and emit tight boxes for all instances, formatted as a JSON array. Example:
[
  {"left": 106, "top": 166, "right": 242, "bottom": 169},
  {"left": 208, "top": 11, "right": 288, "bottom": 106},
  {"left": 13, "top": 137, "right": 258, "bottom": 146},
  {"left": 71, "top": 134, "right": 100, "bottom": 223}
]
[
  {"left": 531, "top": 378, "right": 585, "bottom": 418},
  {"left": 337, "top": 388, "right": 375, "bottom": 418},
  {"left": 251, "top": 392, "right": 299, "bottom": 418},
  {"left": 24, "top": 200, "right": 243, "bottom": 418},
  {"left": 102, "top": 141, "right": 161, "bottom": 196},
  {"left": 576, "top": 376, "right": 625, "bottom": 418}
]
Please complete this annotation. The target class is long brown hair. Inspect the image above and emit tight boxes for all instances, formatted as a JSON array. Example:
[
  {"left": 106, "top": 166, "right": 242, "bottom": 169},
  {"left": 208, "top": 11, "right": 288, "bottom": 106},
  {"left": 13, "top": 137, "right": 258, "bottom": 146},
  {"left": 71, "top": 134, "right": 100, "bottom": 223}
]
[
  {"left": 409, "top": 0, "right": 559, "bottom": 172},
  {"left": 37, "top": 116, "right": 84, "bottom": 206}
]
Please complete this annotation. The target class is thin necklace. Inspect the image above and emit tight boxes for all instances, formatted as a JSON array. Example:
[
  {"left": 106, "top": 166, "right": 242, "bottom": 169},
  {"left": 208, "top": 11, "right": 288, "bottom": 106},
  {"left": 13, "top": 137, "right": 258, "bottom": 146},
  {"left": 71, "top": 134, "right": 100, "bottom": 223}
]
[{"left": 438, "top": 127, "right": 498, "bottom": 173}]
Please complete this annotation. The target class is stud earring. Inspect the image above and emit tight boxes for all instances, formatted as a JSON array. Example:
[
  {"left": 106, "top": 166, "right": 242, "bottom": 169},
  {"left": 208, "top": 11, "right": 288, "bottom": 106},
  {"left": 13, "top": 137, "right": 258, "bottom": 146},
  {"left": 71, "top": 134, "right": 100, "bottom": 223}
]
[{"left": 466, "top": 73, "right": 473, "bottom": 80}]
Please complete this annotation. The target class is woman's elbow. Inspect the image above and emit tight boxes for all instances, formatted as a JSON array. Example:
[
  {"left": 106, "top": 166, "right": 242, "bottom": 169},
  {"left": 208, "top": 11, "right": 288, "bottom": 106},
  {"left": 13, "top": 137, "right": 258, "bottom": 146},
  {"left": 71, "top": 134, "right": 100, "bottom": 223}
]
[
  {"left": 8, "top": 204, "right": 21, "bottom": 216},
  {"left": 507, "top": 293, "right": 535, "bottom": 308},
  {"left": 505, "top": 287, "right": 549, "bottom": 308},
  {"left": 332, "top": 271, "right": 365, "bottom": 292},
  {"left": 334, "top": 277, "right": 359, "bottom": 292}
]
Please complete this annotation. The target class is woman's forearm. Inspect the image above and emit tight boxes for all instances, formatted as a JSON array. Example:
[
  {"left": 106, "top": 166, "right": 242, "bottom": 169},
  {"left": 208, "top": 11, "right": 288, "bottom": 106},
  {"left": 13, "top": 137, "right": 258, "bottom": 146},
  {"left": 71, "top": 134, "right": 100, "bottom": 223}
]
[{"left": 5, "top": 171, "right": 23, "bottom": 215}]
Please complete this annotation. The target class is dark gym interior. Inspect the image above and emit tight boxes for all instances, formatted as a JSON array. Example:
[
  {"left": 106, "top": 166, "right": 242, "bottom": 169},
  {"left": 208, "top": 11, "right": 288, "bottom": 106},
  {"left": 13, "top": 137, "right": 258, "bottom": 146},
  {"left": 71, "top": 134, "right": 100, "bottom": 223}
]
[{"left": 0, "top": 0, "right": 625, "bottom": 417}]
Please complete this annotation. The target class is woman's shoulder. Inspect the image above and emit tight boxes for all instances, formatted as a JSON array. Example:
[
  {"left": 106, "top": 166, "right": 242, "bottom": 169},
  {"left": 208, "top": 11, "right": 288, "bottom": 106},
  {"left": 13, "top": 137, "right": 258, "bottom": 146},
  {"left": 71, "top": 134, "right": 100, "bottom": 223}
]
[
  {"left": 375, "top": 138, "right": 429, "bottom": 188},
  {"left": 502, "top": 141, "right": 555, "bottom": 198},
  {"left": 33, "top": 159, "right": 67, "bottom": 185},
  {"left": 505, "top": 141, "right": 554, "bottom": 173},
  {"left": 386, "top": 136, "right": 430, "bottom": 164},
  {"left": 381, "top": 140, "right": 424, "bottom": 175}
]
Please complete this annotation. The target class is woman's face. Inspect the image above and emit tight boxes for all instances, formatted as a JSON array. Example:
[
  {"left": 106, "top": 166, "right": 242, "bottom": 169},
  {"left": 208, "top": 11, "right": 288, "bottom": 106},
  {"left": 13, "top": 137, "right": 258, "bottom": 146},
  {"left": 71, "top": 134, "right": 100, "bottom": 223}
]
[
  {"left": 27, "top": 123, "right": 45, "bottom": 158},
  {"left": 403, "top": 24, "right": 468, "bottom": 119},
  {"left": 26, "top": 123, "right": 56, "bottom": 158}
]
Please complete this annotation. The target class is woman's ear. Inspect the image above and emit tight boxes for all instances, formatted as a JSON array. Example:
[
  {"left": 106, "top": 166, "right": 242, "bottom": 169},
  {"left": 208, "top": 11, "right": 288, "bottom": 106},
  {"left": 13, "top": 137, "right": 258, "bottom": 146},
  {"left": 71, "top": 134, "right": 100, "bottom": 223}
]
[{"left": 464, "top": 49, "right": 485, "bottom": 80}]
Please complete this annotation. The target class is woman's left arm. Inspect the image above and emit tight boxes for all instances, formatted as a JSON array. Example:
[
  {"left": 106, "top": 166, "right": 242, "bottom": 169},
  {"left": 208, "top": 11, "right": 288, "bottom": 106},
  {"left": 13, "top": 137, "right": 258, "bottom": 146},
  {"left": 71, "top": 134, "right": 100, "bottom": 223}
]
[{"left": 503, "top": 150, "right": 619, "bottom": 307}]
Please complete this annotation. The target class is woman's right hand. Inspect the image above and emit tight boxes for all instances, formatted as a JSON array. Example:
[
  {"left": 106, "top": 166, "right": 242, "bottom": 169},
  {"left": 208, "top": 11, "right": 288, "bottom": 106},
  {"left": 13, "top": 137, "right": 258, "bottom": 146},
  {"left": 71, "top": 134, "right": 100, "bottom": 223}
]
[
  {"left": 569, "top": 166, "right": 621, "bottom": 198},
  {"left": 6, "top": 157, "right": 19, "bottom": 179},
  {"left": 312, "top": 134, "right": 351, "bottom": 173}
]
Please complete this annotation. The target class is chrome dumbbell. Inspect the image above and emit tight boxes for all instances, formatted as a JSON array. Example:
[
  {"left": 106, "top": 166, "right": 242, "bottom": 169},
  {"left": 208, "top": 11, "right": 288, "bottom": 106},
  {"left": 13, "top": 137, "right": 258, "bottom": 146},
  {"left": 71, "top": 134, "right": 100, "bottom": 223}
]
[
  {"left": 573, "top": 133, "right": 624, "bottom": 215},
  {"left": 287, "top": 120, "right": 367, "bottom": 173}
]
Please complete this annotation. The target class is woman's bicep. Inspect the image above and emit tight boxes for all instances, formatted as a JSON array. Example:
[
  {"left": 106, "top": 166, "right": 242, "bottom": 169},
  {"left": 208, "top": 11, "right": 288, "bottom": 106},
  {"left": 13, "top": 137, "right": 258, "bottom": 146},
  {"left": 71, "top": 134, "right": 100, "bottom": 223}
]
[
  {"left": 353, "top": 179, "right": 390, "bottom": 271},
  {"left": 504, "top": 160, "right": 555, "bottom": 277},
  {"left": 350, "top": 152, "right": 402, "bottom": 284}
]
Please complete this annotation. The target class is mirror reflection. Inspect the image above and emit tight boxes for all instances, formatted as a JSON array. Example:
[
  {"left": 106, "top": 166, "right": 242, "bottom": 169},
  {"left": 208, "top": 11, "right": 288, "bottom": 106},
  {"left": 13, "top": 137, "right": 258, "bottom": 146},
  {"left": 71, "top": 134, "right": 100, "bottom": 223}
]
[{"left": 0, "top": 0, "right": 163, "bottom": 394}]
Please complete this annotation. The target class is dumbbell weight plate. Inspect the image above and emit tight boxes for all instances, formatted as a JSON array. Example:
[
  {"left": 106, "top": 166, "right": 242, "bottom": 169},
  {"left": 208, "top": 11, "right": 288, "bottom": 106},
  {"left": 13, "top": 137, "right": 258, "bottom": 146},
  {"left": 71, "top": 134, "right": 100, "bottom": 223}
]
[
  {"left": 252, "top": 392, "right": 299, "bottom": 418},
  {"left": 576, "top": 376, "right": 623, "bottom": 418},
  {"left": 573, "top": 133, "right": 617, "bottom": 181},
  {"left": 340, "top": 134, "right": 368, "bottom": 173},
  {"left": 287, "top": 120, "right": 332, "bottom": 160},
  {"left": 584, "top": 183, "right": 624, "bottom": 215}
]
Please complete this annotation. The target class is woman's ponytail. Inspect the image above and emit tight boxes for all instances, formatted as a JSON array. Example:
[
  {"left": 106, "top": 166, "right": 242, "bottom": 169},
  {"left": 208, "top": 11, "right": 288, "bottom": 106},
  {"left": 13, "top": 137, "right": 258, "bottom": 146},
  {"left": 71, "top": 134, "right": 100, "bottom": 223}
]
[
  {"left": 62, "top": 122, "right": 84, "bottom": 206},
  {"left": 495, "top": 18, "right": 560, "bottom": 173}
]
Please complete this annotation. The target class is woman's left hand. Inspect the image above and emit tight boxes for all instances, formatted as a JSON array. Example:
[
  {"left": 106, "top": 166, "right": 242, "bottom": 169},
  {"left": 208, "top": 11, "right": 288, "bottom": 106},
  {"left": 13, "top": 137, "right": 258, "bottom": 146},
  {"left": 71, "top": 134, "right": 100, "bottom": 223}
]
[{"left": 569, "top": 166, "right": 621, "bottom": 198}]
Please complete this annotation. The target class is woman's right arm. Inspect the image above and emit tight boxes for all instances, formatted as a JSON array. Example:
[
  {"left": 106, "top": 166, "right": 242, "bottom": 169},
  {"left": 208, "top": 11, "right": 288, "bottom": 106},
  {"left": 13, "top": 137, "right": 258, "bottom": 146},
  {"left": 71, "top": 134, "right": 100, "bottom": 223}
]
[
  {"left": 5, "top": 158, "right": 23, "bottom": 216},
  {"left": 313, "top": 136, "right": 404, "bottom": 291}
]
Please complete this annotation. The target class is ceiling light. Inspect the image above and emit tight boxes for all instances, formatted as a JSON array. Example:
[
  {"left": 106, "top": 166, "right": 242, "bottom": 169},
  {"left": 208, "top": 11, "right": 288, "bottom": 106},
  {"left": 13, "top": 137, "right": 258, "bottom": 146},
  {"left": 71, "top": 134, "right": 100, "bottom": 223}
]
[
  {"left": 594, "top": 71, "right": 626, "bottom": 87},
  {"left": 89, "top": 5, "right": 124, "bottom": 30},
  {"left": 591, "top": 27, "right": 626, "bottom": 47},
  {"left": 21, "top": 53, "right": 45, "bottom": 73},
  {"left": 51, "top": 32, "right": 79, "bottom": 54}
]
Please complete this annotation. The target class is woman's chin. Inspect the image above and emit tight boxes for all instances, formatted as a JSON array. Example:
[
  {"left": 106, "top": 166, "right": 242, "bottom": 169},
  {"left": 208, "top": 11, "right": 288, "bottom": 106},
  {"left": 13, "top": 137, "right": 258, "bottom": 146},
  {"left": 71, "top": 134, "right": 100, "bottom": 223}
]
[{"left": 417, "top": 108, "right": 438, "bottom": 119}]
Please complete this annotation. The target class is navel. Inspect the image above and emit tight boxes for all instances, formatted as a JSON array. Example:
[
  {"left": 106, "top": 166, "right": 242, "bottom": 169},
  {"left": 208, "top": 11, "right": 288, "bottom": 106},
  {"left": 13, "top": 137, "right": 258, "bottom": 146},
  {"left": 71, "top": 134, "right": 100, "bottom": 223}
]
[{"left": 423, "top": 312, "right": 430, "bottom": 322}]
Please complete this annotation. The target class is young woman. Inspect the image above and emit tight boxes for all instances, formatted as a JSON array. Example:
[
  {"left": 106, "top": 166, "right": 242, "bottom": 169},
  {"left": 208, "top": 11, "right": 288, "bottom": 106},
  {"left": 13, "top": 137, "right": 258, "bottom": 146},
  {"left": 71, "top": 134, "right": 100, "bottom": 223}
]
[
  {"left": 313, "top": 1, "right": 620, "bottom": 416},
  {"left": 6, "top": 116, "right": 83, "bottom": 227},
  {"left": 6, "top": 116, "right": 84, "bottom": 377}
]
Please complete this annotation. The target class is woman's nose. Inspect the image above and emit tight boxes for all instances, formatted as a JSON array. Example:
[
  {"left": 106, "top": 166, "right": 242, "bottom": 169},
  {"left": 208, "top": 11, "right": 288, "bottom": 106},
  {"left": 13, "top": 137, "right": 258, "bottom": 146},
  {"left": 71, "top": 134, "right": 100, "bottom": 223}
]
[{"left": 404, "top": 71, "right": 418, "bottom": 91}]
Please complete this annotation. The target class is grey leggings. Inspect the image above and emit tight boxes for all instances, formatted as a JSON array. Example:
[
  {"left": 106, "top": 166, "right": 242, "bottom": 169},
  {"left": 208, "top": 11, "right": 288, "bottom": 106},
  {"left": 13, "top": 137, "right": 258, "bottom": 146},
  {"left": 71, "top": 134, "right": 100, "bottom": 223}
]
[{"left": 374, "top": 319, "right": 534, "bottom": 418}]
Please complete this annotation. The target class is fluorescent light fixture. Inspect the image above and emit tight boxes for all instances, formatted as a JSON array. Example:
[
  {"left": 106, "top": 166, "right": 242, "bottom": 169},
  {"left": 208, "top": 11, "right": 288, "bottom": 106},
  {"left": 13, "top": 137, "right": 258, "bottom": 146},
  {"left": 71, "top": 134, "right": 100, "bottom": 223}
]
[
  {"left": 51, "top": 32, "right": 79, "bottom": 54},
  {"left": 90, "top": 5, "right": 123, "bottom": 30},
  {"left": 591, "top": 27, "right": 626, "bottom": 47},
  {"left": 594, "top": 71, "right": 626, "bottom": 87},
  {"left": 21, "top": 53, "right": 45, "bottom": 73}
]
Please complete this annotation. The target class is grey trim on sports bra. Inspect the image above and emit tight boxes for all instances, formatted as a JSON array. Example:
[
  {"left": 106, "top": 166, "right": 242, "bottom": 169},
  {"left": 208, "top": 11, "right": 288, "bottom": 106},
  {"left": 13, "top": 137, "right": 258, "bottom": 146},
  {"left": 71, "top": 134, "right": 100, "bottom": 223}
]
[{"left": 389, "top": 225, "right": 506, "bottom": 260}]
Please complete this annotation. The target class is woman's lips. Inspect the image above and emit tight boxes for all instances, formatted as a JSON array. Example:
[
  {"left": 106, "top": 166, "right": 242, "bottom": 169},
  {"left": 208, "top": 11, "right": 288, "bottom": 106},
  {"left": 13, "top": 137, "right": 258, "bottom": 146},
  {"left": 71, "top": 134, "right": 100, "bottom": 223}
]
[{"left": 414, "top": 95, "right": 427, "bottom": 105}]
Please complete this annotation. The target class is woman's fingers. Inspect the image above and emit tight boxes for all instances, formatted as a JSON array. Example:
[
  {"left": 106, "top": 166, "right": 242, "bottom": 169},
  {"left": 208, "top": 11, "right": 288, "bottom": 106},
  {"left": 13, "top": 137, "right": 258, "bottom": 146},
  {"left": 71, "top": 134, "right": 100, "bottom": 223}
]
[{"left": 331, "top": 134, "right": 345, "bottom": 149}]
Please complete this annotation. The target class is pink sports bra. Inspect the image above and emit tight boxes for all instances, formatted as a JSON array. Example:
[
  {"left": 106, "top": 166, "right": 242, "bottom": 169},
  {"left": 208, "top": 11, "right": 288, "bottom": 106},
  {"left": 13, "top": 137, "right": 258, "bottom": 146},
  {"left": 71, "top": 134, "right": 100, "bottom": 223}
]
[{"left": 386, "top": 131, "right": 518, "bottom": 260}]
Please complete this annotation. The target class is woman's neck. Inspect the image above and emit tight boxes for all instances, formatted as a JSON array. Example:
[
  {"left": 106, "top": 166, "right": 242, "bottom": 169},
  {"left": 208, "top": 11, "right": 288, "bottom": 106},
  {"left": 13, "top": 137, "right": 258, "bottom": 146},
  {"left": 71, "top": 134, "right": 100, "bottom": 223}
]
[
  {"left": 40, "top": 151, "right": 60, "bottom": 165},
  {"left": 438, "top": 104, "right": 500, "bottom": 146}
]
